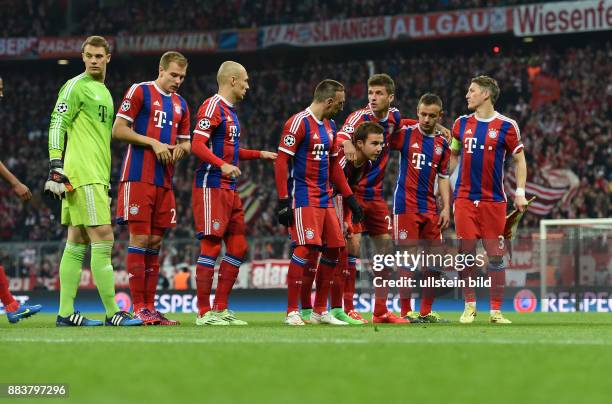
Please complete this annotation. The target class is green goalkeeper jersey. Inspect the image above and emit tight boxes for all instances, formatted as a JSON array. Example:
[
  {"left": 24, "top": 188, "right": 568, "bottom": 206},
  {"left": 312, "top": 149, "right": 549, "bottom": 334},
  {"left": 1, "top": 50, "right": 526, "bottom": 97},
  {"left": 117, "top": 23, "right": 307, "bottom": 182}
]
[{"left": 48, "top": 73, "right": 114, "bottom": 188}]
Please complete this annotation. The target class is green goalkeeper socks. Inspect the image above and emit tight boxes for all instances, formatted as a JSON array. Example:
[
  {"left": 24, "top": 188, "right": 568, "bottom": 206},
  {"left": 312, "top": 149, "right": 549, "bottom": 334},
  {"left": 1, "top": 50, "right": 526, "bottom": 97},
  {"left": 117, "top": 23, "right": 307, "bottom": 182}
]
[
  {"left": 58, "top": 242, "right": 87, "bottom": 317},
  {"left": 90, "top": 241, "right": 120, "bottom": 317}
]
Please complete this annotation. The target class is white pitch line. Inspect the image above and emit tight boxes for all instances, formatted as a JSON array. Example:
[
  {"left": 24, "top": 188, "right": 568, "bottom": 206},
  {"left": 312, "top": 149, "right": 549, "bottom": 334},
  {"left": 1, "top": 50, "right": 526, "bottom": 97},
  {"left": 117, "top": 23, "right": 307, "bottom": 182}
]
[{"left": 1, "top": 336, "right": 611, "bottom": 346}]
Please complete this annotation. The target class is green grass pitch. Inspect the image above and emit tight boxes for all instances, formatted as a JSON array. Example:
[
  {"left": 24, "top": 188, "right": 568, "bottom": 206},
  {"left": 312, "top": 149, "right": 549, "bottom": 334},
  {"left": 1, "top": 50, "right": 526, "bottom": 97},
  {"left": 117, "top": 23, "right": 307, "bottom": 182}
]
[{"left": 1, "top": 312, "right": 611, "bottom": 403}]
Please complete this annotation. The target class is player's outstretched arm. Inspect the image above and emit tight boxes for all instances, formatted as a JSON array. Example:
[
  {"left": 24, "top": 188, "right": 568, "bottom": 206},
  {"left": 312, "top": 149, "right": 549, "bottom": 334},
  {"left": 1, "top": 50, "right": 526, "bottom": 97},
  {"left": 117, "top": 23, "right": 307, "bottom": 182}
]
[
  {"left": 0, "top": 161, "right": 31, "bottom": 201},
  {"left": 112, "top": 117, "right": 174, "bottom": 165},
  {"left": 512, "top": 151, "right": 528, "bottom": 212},
  {"left": 238, "top": 148, "right": 277, "bottom": 161},
  {"left": 191, "top": 132, "right": 240, "bottom": 177}
]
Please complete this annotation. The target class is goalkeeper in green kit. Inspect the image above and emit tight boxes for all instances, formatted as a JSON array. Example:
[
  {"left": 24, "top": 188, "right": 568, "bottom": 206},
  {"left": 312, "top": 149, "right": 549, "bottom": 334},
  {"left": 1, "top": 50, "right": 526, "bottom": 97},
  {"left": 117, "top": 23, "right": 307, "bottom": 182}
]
[{"left": 45, "top": 36, "right": 141, "bottom": 326}]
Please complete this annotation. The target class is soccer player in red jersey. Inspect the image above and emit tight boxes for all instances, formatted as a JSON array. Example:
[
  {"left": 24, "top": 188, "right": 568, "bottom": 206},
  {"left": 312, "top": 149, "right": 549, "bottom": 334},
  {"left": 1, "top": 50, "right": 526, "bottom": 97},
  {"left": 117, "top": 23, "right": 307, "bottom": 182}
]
[
  {"left": 328, "top": 121, "right": 386, "bottom": 325},
  {"left": 0, "top": 76, "right": 42, "bottom": 323},
  {"left": 275, "top": 79, "right": 364, "bottom": 326},
  {"left": 450, "top": 76, "right": 528, "bottom": 324},
  {"left": 113, "top": 51, "right": 192, "bottom": 325},
  {"left": 390, "top": 93, "right": 451, "bottom": 323},
  {"left": 338, "top": 74, "right": 409, "bottom": 323},
  {"left": 191, "top": 61, "right": 277, "bottom": 326}
]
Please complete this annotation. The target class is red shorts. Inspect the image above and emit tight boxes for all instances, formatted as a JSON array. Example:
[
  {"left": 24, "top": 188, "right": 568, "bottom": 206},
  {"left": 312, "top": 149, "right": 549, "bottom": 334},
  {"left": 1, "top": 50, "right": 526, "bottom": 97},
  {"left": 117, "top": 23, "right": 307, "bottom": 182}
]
[
  {"left": 333, "top": 195, "right": 362, "bottom": 236},
  {"left": 116, "top": 181, "right": 176, "bottom": 234},
  {"left": 290, "top": 206, "right": 345, "bottom": 248},
  {"left": 454, "top": 198, "right": 507, "bottom": 256},
  {"left": 354, "top": 197, "right": 391, "bottom": 236},
  {"left": 393, "top": 212, "right": 442, "bottom": 245},
  {"left": 192, "top": 187, "right": 245, "bottom": 239}
]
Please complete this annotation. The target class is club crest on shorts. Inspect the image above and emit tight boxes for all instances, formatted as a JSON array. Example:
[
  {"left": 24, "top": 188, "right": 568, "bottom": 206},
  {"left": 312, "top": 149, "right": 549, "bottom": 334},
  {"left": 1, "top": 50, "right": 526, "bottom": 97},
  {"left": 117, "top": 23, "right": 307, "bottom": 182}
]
[
  {"left": 435, "top": 146, "right": 443, "bottom": 155},
  {"left": 305, "top": 228, "right": 315, "bottom": 240},
  {"left": 399, "top": 230, "right": 408, "bottom": 240},
  {"left": 121, "top": 100, "right": 131, "bottom": 112},
  {"left": 129, "top": 204, "right": 139, "bottom": 215},
  {"left": 283, "top": 134, "right": 296, "bottom": 147},
  {"left": 488, "top": 129, "right": 498, "bottom": 138},
  {"left": 212, "top": 220, "right": 221, "bottom": 231}
]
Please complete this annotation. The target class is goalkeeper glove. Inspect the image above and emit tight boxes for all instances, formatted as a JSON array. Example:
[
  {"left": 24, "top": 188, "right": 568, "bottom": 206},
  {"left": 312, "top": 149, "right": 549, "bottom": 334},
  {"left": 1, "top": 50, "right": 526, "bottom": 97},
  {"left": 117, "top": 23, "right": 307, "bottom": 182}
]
[
  {"left": 345, "top": 195, "right": 365, "bottom": 224},
  {"left": 44, "top": 159, "right": 74, "bottom": 199},
  {"left": 277, "top": 198, "right": 293, "bottom": 227}
]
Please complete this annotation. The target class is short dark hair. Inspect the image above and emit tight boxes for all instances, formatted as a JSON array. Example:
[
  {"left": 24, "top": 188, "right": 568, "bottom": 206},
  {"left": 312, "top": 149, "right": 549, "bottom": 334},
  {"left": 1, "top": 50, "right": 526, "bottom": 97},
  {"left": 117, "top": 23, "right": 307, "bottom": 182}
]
[
  {"left": 367, "top": 74, "right": 395, "bottom": 95},
  {"left": 418, "top": 93, "right": 443, "bottom": 109},
  {"left": 313, "top": 79, "right": 344, "bottom": 102},
  {"left": 471, "top": 75, "right": 500, "bottom": 104},
  {"left": 160, "top": 51, "right": 188, "bottom": 69},
  {"left": 81, "top": 35, "right": 110, "bottom": 54},
  {"left": 354, "top": 122, "right": 384, "bottom": 144}
]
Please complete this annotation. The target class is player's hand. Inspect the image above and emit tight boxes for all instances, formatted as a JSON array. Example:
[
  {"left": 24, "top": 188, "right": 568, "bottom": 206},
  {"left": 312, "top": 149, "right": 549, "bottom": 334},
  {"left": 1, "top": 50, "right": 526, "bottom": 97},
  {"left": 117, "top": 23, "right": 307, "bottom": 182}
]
[
  {"left": 345, "top": 195, "right": 365, "bottom": 224},
  {"left": 438, "top": 207, "right": 450, "bottom": 230},
  {"left": 172, "top": 142, "right": 190, "bottom": 163},
  {"left": 514, "top": 195, "right": 529, "bottom": 213},
  {"left": 277, "top": 198, "right": 293, "bottom": 227},
  {"left": 435, "top": 124, "right": 451, "bottom": 142},
  {"left": 44, "top": 159, "right": 74, "bottom": 199},
  {"left": 343, "top": 140, "right": 357, "bottom": 162},
  {"left": 12, "top": 181, "right": 32, "bottom": 201},
  {"left": 151, "top": 140, "right": 175, "bottom": 165},
  {"left": 260, "top": 151, "right": 278, "bottom": 160},
  {"left": 221, "top": 163, "right": 241, "bottom": 178}
]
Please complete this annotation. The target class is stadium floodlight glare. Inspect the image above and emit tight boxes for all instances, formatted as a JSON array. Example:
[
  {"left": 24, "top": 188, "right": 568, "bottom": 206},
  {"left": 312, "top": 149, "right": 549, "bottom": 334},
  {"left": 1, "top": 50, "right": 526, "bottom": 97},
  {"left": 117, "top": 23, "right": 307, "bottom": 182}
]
[
  {"left": 539, "top": 218, "right": 612, "bottom": 312},
  {"left": 57, "top": 59, "right": 69, "bottom": 65},
  {"left": 523, "top": 37, "right": 534, "bottom": 43}
]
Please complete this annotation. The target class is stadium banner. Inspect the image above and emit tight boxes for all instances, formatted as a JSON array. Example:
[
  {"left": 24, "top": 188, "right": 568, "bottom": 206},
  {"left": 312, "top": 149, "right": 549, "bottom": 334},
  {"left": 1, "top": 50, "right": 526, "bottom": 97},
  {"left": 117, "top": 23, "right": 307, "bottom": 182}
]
[
  {"left": 0, "top": 37, "right": 37, "bottom": 58},
  {"left": 114, "top": 32, "right": 217, "bottom": 54},
  {"left": 391, "top": 7, "right": 512, "bottom": 39},
  {"left": 514, "top": 0, "right": 612, "bottom": 36},
  {"left": 7, "top": 288, "right": 598, "bottom": 314},
  {"left": 38, "top": 36, "right": 117, "bottom": 58},
  {"left": 259, "top": 16, "right": 391, "bottom": 48}
]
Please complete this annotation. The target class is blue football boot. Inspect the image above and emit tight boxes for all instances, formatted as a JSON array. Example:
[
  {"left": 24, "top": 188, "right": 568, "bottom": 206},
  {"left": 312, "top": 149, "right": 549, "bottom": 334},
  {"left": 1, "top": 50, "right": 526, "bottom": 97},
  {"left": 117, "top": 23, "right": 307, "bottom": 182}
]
[
  {"left": 6, "top": 303, "right": 42, "bottom": 324},
  {"left": 105, "top": 311, "right": 143, "bottom": 326},
  {"left": 56, "top": 311, "right": 103, "bottom": 326}
]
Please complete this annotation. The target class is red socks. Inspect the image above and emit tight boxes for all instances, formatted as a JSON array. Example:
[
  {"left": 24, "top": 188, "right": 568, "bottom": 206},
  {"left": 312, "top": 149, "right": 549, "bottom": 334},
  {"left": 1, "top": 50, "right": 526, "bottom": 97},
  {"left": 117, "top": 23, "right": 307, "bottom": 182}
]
[
  {"left": 144, "top": 249, "right": 159, "bottom": 312},
  {"left": 343, "top": 255, "right": 357, "bottom": 312},
  {"left": 212, "top": 255, "right": 242, "bottom": 311},
  {"left": 126, "top": 246, "right": 147, "bottom": 312},
  {"left": 313, "top": 256, "right": 338, "bottom": 314},
  {"left": 287, "top": 251, "right": 308, "bottom": 313},
  {"left": 0, "top": 265, "right": 16, "bottom": 308}
]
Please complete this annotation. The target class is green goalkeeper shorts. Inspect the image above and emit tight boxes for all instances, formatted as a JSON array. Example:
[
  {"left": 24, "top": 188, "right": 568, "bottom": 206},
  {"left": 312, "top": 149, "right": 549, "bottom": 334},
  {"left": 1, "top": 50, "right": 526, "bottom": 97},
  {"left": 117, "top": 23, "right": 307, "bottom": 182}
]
[{"left": 61, "top": 184, "right": 111, "bottom": 227}]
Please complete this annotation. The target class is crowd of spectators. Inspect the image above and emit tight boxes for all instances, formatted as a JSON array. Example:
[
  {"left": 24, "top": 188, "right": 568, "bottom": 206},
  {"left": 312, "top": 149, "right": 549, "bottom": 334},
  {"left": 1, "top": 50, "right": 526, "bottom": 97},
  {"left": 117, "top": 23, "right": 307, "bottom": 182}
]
[{"left": 2, "top": 0, "right": 556, "bottom": 37}]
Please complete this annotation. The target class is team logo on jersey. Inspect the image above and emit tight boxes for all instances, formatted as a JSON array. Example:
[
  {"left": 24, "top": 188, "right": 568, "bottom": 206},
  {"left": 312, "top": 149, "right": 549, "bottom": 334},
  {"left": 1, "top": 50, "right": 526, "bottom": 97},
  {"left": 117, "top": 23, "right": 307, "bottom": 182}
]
[
  {"left": 305, "top": 228, "right": 315, "bottom": 240},
  {"left": 120, "top": 100, "right": 131, "bottom": 112},
  {"left": 129, "top": 204, "right": 140, "bottom": 216},
  {"left": 435, "top": 146, "right": 443, "bottom": 155},
  {"left": 488, "top": 129, "right": 498, "bottom": 139},
  {"left": 198, "top": 118, "right": 211, "bottom": 130},
  {"left": 283, "top": 135, "right": 296, "bottom": 147},
  {"left": 174, "top": 104, "right": 181, "bottom": 114},
  {"left": 342, "top": 124, "right": 354, "bottom": 134},
  {"left": 212, "top": 220, "right": 221, "bottom": 231},
  {"left": 56, "top": 102, "right": 69, "bottom": 114},
  {"left": 399, "top": 230, "right": 408, "bottom": 240}
]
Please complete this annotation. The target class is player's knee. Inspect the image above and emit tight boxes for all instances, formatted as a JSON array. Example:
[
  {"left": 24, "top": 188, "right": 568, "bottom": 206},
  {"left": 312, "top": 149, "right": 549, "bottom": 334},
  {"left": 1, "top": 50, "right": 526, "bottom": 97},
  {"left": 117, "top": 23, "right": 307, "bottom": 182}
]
[
  {"left": 129, "top": 233, "right": 149, "bottom": 248},
  {"left": 226, "top": 236, "right": 248, "bottom": 259},
  {"left": 148, "top": 235, "right": 163, "bottom": 250},
  {"left": 489, "top": 255, "right": 503, "bottom": 265},
  {"left": 200, "top": 236, "right": 222, "bottom": 257},
  {"left": 321, "top": 247, "right": 340, "bottom": 261}
]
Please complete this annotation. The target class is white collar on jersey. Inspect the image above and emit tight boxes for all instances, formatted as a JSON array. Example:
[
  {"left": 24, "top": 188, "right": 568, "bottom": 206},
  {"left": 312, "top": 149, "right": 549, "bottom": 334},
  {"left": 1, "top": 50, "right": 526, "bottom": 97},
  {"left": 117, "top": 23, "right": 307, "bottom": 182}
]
[
  {"left": 417, "top": 124, "right": 436, "bottom": 137},
  {"left": 367, "top": 103, "right": 389, "bottom": 122},
  {"left": 475, "top": 111, "right": 499, "bottom": 122},
  {"left": 216, "top": 93, "right": 234, "bottom": 108},
  {"left": 152, "top": 81, "right": 171, "bottom": 97},
  {"left": 306, "top": 107, "right": 323, "bottom": 124}
]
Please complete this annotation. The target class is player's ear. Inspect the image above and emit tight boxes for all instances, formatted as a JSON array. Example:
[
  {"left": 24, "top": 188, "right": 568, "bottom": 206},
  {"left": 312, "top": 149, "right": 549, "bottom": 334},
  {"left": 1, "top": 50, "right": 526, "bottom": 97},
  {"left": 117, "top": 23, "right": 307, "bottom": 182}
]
[
  {"left": 106, "top": 53, "right": 111, "bottom": 63},
  {"left": 388, "top": 93, "right": 395, "bottom": 103}
]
